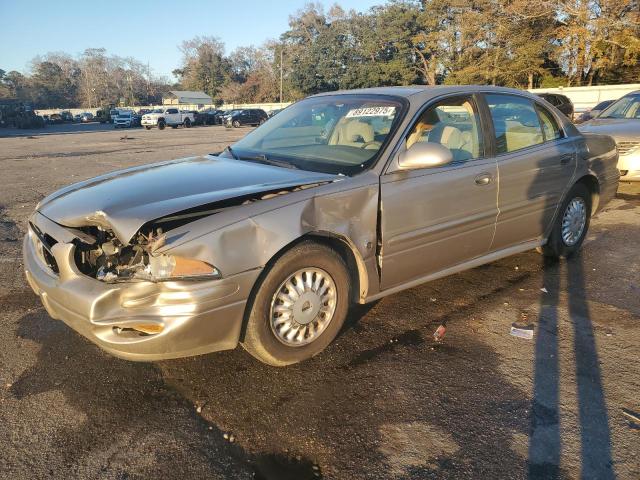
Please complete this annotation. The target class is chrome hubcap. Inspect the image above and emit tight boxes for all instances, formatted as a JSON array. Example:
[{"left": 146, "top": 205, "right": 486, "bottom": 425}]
[
  {"left": 561, "top": 197, "right": 587, "bottom": 246},
  {"left": 270, "top": 268, "right": 337, "bottom": 347}
]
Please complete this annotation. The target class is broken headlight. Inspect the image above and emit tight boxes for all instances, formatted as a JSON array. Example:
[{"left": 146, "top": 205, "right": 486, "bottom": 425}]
[{"left": 75, "top": 227, "right": 221, "bottom": 283}]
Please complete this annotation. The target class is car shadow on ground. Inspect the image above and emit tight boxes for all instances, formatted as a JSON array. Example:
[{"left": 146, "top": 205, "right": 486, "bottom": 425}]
[{"left": 528, "top": 255, "right": 614, "bottom": 479}]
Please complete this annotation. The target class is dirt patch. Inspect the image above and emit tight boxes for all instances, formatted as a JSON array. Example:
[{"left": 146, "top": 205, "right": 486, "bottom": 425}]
[{"left": 378, "top": 421, "right": 460, "bottom": 477}]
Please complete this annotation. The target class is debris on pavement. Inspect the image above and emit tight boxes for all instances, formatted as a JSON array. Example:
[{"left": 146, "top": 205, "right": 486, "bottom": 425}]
[
  {"left": 510, "top": 323, "right": 534, "bottom": 340},
  {"left": 622, "top": 408, "right": 640, "bottom": 424},
  {"left": 433, "top": 324, "right": 446, "bottom": 342},
  {"left": 540, "top": 287, "right": 548, "bottom": 293}
]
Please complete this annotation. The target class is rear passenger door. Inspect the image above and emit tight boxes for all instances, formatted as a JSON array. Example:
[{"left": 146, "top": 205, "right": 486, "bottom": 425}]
[{"left": 483, "top": 93, "right": 577, "bottom": 250}]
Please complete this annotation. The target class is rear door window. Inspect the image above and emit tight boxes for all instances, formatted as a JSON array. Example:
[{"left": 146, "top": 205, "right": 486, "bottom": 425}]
[{"left": 485, "top": 94, "right": 544, "bottom": 154}]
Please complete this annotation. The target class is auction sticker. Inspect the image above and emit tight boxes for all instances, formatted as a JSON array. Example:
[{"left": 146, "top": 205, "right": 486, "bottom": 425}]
[{"left": 346, "top": 106, "right": 396, "bottom": 118}]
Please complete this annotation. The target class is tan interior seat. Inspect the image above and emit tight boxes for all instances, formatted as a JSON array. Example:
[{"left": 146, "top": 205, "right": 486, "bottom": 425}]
[
  {"left": 329, "top": 119, "right": 374, "bottom": 147},
  {"left": 504, "top": 120, "right": 543, "bottom": 151}
]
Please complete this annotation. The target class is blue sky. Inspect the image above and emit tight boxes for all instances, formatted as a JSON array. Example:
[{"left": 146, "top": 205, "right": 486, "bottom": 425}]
[{"left": 0, "top": 0, "right": 380, "bottom": 78}]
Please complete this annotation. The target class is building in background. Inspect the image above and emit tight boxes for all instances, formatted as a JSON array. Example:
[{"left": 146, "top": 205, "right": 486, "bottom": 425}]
[{"left": 162, "top": 91, "right": 213, "bottom": 108}]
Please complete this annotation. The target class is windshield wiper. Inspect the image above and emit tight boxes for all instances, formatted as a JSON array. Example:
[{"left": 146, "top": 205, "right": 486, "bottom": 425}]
[
  {"left": 224, "top": 145, "right": 239, "bottom": 159},
  {"left": 239, "top": 153, "right": 299, "bottom": 170}
]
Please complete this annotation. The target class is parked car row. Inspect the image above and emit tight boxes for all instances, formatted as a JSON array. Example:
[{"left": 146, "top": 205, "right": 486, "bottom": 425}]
[
  {"left": 137, "top": 107, "right": 272, "bottom": 130},
  {"left": 42, "top": 111, "right": 95, "bottom": 124},
  {"left": 34, "top": 105, "right": 281, "bottom": 130}
]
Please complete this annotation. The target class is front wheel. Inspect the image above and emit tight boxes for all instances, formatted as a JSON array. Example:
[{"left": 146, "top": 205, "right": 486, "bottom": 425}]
[
  {"left": 232, "top": 120, "right": 241, "bottom": 128},
  {"left": 541, "top": 183, "right": 591, "bottom": 258},
  {"left": 145, "top": 126, "right": 152, "bottom": 130},
  {"left": 241, "top": 242, "right": 350, "bottom": 366},
  {"left": 158, "top": 120, "right": 166, "bottom": 130}
]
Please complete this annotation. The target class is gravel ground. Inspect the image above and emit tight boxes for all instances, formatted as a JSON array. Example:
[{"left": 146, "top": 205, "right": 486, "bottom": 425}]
[{"left": 0, "top": 125, "right": 638, "bottom": 479}]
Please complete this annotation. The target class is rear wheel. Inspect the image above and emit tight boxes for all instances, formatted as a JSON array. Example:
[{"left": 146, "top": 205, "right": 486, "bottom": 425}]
[
  {"left": 241, "top": 242, "right": 350, "bottom": 366},
  {"left": 184, "top": 118, "right": 191, "bottom": 128},
  {"left": 145, "top": 126, "right": 152, "bottom": 130},
  {"left": 542, "top": 182, "right": 591, "bottom": 258}
]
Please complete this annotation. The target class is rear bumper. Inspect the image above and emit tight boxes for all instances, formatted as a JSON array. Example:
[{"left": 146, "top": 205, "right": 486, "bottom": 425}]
[{"left": 23, "top": 231, "right": 261, "bottom": 361}]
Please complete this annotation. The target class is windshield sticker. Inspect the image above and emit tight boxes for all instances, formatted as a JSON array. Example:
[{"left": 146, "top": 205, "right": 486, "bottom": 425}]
[{"left": 346, "top": 106, "right": 396, "bottom": 118}]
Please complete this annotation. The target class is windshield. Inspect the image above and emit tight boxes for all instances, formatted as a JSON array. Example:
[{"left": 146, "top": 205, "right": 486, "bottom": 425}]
[
  {"left": 221, "top": 94, "right": 405, "bottom": 175},
  {"left": 151, "top": 109, "right": 163, "bottom": 113},
  {"left": 599, "top": 94, "right": 640, "bottom": 119}
]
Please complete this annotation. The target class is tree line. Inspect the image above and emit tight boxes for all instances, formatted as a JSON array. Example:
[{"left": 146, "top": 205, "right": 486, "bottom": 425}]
[
  {"left": 0, "top": 48, "right": 173, "bottom": 109},
  {"left": 1, "top": 0, "right": 638, "bottom": 109}
]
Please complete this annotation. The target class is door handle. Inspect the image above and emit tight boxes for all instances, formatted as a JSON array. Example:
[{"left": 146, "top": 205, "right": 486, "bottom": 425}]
[{"left": 474, "top": 173, "right": 493, "bottom": 186}]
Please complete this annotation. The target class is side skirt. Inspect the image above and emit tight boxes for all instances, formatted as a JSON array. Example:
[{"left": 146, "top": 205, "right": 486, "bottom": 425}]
[{"left": 364, "top": 239, "right": 542, "bottom": 303}]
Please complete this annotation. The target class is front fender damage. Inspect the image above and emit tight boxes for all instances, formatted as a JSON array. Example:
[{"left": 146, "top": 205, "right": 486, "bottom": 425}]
[{"left": 158, "top": 179, "right": 380, "bottom": 302}]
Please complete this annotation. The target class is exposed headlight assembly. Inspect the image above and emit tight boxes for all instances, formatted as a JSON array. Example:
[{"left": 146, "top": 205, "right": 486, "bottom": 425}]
[{"left": 81, "top": 228, "right": 222, "bottom": 283}]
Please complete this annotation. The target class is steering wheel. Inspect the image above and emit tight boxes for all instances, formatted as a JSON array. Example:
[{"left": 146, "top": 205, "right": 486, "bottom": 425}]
[{"left": 360, "top": 140, "right": 381, "bottom": 149}]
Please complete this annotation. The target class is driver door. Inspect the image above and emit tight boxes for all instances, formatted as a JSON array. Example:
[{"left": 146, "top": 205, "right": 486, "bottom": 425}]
[{"left": 380, "top": 94, "right": 498, "bottom": 289}]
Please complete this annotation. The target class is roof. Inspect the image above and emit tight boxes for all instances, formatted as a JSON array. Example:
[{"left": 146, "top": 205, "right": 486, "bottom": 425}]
[
  {"left": 310, "top": 85, "right": 536, "bottom": 100},
  {"left": 166, "top": 91, "right": 213, "bottom": 102}
]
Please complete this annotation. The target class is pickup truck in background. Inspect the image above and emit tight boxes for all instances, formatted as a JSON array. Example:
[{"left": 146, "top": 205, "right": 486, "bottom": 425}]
[{"left": 141, "top": 108, "right": 194, "bottom": 130}]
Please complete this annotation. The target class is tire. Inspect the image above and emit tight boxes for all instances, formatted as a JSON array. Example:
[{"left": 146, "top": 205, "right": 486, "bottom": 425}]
[
  {"left": 158, "top": 120, "right": 166, "bottom": 130},
  {"left": 233, "top": 120, "right": 241, "bottom": 128},
  {"left": 241, "top": 241, "right": 351, "bottom": 366},
  {"left": 145, "top": 126, "right": 152, "bottom": 130},
  {"left": 541, "top": 182, "right": 591, "bottom": 258},
  {"left": 259, "top": 118, "right": 266, "bottom": 125},
  {"left": 184, "top": 118, "right": 191, "bottom": 128}
]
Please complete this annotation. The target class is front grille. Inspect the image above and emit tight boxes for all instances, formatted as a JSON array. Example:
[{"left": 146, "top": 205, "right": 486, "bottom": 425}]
[{"left": 617, "top": 141, "right": 640, "bottom": 156}]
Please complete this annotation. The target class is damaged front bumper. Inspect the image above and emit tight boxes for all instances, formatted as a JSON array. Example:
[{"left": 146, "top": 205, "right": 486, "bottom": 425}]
[{"left": 23, "top": 214, "right": 261, "bottom": 361}]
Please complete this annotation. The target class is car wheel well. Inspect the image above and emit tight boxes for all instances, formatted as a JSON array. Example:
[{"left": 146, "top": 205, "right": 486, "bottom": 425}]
[
  {"left": 575, "top": 174, "right": 599, "bottom": 214},
  {"left": 238, "top": 233, "right": 362, "bottom": 343}
]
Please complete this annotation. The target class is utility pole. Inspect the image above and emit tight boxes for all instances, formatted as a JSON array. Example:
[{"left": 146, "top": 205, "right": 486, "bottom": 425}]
[
  {"left": 147, "top": 60, "right": 151, "bottom": 104},
  {"left": 279, "top": 48, "right": 283, "bottom": 104}
]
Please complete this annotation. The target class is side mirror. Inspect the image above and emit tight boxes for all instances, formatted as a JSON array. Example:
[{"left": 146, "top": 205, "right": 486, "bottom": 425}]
[{"left": 398, "top": 142, "right": 454, "bottom": 170}]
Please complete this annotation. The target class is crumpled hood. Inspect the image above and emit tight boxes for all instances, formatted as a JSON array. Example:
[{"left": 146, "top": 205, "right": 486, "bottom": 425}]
[
  {"left": 577, "top": 118, "right": 640, "bottom": 140},
  {"left": 37, "top": 155, "right": 338, "bottom": 243}
]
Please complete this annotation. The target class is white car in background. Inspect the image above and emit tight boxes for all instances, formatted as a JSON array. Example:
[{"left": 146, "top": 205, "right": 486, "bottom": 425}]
[
  {"left": 114, "top": 111, "right": 140, "bottom": 128},
  {"left": 141, "top": 108, "right": 194, "bottom": 130},
  {"left": 578, "top": 91, "right": 640, "bottom": 182}
]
